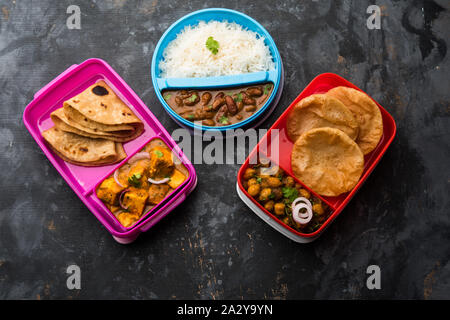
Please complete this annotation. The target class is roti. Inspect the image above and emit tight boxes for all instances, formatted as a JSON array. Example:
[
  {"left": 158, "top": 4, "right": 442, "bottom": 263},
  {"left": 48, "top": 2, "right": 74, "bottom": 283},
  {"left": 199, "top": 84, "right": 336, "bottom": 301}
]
[
  {"left": 291, "top": 127, "right": 364, "bottom": 197},
  {"left": 326, "top": 86, "right": 383, "bottom": 155},
  {"left": 63, "top": 81, "right": 144, "bottom": 142},
  {"left": 42, "top": 127, "right": 126, "bottom": 166},
  {"left": 286, "top": 94, "right": 359, "bottom": 142},
  {"left": 51, "top": 108, "right": 134, "bottom": 142}
]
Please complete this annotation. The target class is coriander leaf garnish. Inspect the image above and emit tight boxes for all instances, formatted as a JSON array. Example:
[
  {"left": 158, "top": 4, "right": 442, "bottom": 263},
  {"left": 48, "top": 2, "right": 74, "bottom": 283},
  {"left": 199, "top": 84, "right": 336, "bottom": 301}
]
[
  {"left": 282, "top": 187, "right": 298, "bottom": 203},
  {"left": 264, "top": 84, "right": 271, "bottom": 95},
  {"left": 128, "top": 173, "right": 142, "bottom": 187},
  {"left": 219, "top": 116, "right": 229, "bottom": 124},
  {"left": 154, "top": 150, "right": 164, "bottom": 158},
  {"left": 234, "top": 93, "right": 243, "bottom": 103},
  {"left": 163, "top": 94, "right": 172, "bottom": 101},
  {"left": 189, "top": 94, "right": 198, "bottom": 102},
  {"left": 206, "top": 36, "right": 219, "bottom": 55}
]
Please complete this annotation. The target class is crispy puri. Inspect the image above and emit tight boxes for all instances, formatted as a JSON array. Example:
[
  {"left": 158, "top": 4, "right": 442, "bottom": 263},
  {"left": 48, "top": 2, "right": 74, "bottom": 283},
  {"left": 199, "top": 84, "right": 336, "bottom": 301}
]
[
  {"left": 286, "top": 94, "right": 359, "bottom": 142},
  {"left": 326, "top": 86, "right": 383, "bottom": 155},
  {"left": 42, "top": 127, "right": 126, "bottom": 166},
  {"left": 291, "top": 127, "right": 364, "bottom": 197},
  {"left": 63, "top": 81, "right": 144, "bottom": 142}
]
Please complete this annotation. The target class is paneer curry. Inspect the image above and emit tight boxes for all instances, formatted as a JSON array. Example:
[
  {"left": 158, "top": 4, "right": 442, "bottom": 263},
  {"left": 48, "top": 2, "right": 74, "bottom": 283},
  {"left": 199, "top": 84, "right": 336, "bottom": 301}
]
[{"left": 96, "top": 138, "right": 188, "bottom": 228}]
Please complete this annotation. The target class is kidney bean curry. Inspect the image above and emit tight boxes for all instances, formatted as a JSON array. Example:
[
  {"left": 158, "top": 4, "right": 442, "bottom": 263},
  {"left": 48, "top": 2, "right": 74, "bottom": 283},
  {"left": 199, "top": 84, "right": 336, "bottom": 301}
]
[{"left": 162, "top": 83, "right": 273, "bottom": 126}]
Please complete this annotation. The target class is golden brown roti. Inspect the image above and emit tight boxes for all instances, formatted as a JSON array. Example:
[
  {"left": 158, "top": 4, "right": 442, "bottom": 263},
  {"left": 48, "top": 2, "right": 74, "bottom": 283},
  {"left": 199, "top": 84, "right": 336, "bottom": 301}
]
[
  {"left": 63, "top": 81, "right": 144, "bottom": 142},
  {"left": 42, "top": 127, "right": 126, "bottom": 166},
  {"left": 51, "top": 108, "right": 134, "bottom": 142},
  {"left": 326, "top": 87, "right": 383, "bottom": 155},
  {"left": 286, "top": 94, "right": 359, "bottom": 142},
  {"left": 291, "top": 127, "right": 364, "bottom": 197}
]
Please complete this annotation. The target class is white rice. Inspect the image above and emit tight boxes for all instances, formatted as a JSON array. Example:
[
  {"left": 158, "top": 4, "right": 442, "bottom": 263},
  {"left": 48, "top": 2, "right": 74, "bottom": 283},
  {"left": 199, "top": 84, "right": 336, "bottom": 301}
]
[{"left": 159, "top": 20, "right": 275, "bottom": 78}]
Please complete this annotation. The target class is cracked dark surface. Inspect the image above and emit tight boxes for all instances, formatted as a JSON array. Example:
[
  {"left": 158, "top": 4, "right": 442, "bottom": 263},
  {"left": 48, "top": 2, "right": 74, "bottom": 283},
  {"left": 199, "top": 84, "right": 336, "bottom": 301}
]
[{"left": 0, "top": 0, "right": 449, "bottom": 299}]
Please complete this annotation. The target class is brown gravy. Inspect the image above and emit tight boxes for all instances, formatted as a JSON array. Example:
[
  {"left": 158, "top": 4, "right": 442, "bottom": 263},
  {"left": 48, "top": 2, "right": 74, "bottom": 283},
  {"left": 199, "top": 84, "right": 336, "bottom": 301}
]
[{"left": 162, "top": 83, "right": 274, "bottom": 126}]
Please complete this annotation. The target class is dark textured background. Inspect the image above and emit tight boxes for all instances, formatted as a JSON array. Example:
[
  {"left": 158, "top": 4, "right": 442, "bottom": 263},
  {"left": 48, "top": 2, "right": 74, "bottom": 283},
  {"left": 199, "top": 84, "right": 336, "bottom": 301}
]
[{"left": 0, "top": 0, "right": 449, "bottom": 299}]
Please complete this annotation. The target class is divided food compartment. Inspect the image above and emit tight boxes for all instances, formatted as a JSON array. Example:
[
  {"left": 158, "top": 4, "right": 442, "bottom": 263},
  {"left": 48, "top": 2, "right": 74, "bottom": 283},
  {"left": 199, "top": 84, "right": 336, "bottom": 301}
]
[
  {"left": 151, "top": 8, "right": 284, "bottom": 132},
  {"left": 23, "top": 58, "right": 197, "bottom": 244},
  {"left": 237, "top": 73, "right": 396, "bottom": 243}
]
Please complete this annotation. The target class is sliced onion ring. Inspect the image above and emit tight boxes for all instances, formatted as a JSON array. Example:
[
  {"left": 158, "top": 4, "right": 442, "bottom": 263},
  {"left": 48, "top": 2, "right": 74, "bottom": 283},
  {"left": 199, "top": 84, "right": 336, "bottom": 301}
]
[
  {"left": 119, "top": 188, "right": 130, "bottom": 210},
  {"left": 128, "top": 152, "right": 150, "bottom": 164},
  {"left": 292, "top": 197, "right": 312, "bottom": 209},
  {"left": 113, "top": 169, "right": 125, "bottom": 188},
  {"left": 292, "top": 203, "right": 313, "bottom": 225},
  {"left": 148, "top": 177, "right": 170, "bottom": 185}
]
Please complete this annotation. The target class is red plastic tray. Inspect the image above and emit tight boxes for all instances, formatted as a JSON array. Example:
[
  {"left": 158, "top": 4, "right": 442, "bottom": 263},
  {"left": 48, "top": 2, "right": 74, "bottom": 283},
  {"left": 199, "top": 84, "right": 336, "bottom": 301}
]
[{"left": 237, "top": 73, "right": 397, "bottom": 240}]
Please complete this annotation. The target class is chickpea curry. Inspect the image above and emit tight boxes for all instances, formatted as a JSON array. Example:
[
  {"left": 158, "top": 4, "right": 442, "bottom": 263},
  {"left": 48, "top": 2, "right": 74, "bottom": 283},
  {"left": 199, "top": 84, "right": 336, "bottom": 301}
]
[
  {"left": 96, "top": 139, "right": 188, "bottom": 228},
  {"left": 241, "top": 161, "right": 332, "bottom": 234},
  {"left": 162, "top": 83, "right": 274, "bottom": 126}
]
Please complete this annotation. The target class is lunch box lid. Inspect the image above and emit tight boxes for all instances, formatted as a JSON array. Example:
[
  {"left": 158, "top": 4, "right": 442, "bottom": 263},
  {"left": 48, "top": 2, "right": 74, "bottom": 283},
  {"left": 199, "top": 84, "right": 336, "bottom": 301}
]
[
  {"left": 236, "top": 73, "right": 397, "bottom": 242},
  {"left": 151, "top": 8, "right": 284, "bottom": 131},
  {"left": 23, "top": 58, "right": 197, "bottom": 242}
]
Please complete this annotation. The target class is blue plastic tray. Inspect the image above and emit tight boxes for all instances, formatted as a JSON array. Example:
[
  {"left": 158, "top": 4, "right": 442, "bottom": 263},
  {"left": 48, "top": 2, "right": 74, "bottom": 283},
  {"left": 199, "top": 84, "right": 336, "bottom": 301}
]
[{"left": 151, "top": 8, "right": 284, "bottom": 132}]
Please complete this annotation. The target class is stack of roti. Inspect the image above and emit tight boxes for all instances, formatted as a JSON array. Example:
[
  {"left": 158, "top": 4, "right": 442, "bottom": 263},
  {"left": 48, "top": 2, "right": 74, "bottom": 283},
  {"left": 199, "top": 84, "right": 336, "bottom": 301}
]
[
  {"left": 287, "top": 87, "right": 383, "bottom": 196},
  {"left": 42, "top": 81, "right": 144, "bottom": 166}
]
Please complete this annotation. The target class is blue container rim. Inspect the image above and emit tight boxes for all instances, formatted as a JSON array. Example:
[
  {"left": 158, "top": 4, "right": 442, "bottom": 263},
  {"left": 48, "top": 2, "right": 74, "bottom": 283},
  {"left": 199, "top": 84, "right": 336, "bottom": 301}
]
[{"left": 151, "top": 8, "right": 283, "bottom": 132}]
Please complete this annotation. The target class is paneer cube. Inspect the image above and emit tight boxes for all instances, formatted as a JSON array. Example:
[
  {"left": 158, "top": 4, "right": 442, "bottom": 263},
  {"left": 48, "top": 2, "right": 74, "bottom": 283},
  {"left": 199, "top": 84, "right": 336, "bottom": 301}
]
[
  {"left": 121, "top": 188, "right": 149, "bottom": 217},
  {"left": 126, "top": 161, "right": 149, "bottom": 188},
  {"left": 168, "top": 169, "right": 186, "bottom": 189},
  {"left": 148, "top": 184, "right": 170, "bottom": 205},
  {"left": 149, "top": 146, "right": 174, "bottom": 178},
  {"left": 116, "top": 211, "right": 140, "bottom": 228},
  {"left": 96, "top": 177, "right": 125, "bottom": 206}
]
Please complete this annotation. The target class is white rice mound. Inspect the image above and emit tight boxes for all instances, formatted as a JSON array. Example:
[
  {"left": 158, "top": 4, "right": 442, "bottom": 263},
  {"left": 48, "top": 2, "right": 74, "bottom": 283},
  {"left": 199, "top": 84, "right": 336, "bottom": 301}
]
[{"left": 159, "top": 20, "right": 275, "bottom": 78}]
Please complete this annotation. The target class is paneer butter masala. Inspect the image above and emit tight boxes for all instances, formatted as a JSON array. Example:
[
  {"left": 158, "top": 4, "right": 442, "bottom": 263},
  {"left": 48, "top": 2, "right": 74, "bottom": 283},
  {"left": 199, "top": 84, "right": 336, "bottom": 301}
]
[{"left": 96, "top": 139, "right": 188, "bottom": 228}]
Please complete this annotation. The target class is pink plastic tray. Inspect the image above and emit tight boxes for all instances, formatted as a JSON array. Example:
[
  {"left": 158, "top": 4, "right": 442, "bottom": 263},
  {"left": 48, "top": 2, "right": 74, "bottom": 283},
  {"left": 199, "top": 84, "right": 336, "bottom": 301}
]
[{"left": 23, "top": 58, "right": 197, "bottom": 244}]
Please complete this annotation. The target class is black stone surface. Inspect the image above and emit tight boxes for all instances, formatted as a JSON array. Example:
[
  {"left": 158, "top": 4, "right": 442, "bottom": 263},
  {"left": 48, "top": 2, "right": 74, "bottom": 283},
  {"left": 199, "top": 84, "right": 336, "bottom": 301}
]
[{"left": 0, "top": 0, "right": 449, "bottom": 299}]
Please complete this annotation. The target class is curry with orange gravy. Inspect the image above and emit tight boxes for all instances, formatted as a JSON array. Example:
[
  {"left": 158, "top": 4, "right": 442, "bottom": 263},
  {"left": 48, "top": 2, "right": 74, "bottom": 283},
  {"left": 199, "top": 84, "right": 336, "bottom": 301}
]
[{"left": 96, "top": 138, "right": 188, "bottom": 228}]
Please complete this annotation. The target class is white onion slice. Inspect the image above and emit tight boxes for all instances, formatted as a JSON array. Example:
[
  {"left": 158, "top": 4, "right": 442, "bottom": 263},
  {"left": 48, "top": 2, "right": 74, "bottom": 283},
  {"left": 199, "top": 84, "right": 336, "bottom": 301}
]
[
  {"left": 292, "top": 203, "right": 313, "bottom": 224},
  {"left": 148, "top": 177, "right": 170, "bottom": 185},
  {"left": 292, "top": 197, "right": 312, "bottom": 209},
  {"left": 128, "top": 152, "right": 150, "bottom": 164},
  {"left": 113, "top": 169, "right": 124, "bottom": 188}
]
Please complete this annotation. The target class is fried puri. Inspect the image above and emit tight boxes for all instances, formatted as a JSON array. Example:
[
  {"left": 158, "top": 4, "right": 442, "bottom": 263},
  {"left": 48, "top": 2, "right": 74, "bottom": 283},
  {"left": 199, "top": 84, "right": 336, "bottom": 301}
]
[
  {"left": 291, "top": 127, "right": 364, "bottom": 197},
  {"left": 326, "top": 87, "right": 383, "bottom": 155},
  {"left": 286, "top": 94, "right": 359, "bottom": 142}
]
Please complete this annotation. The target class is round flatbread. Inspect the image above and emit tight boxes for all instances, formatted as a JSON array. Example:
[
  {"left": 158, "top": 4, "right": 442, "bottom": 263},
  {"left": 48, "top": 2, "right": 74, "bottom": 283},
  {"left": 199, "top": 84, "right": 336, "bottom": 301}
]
[
  {"left": 286, "top": 94, "right": 359, "bottom": 142},
  {"left": 326, "top": 86, "right": 383, "bottom": 155},
  {"left": 42, "top": 127, "right": 126, "bottom": 167},
  {"left": 291, "top": 127, "right": 364, "bottom": 197}
]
